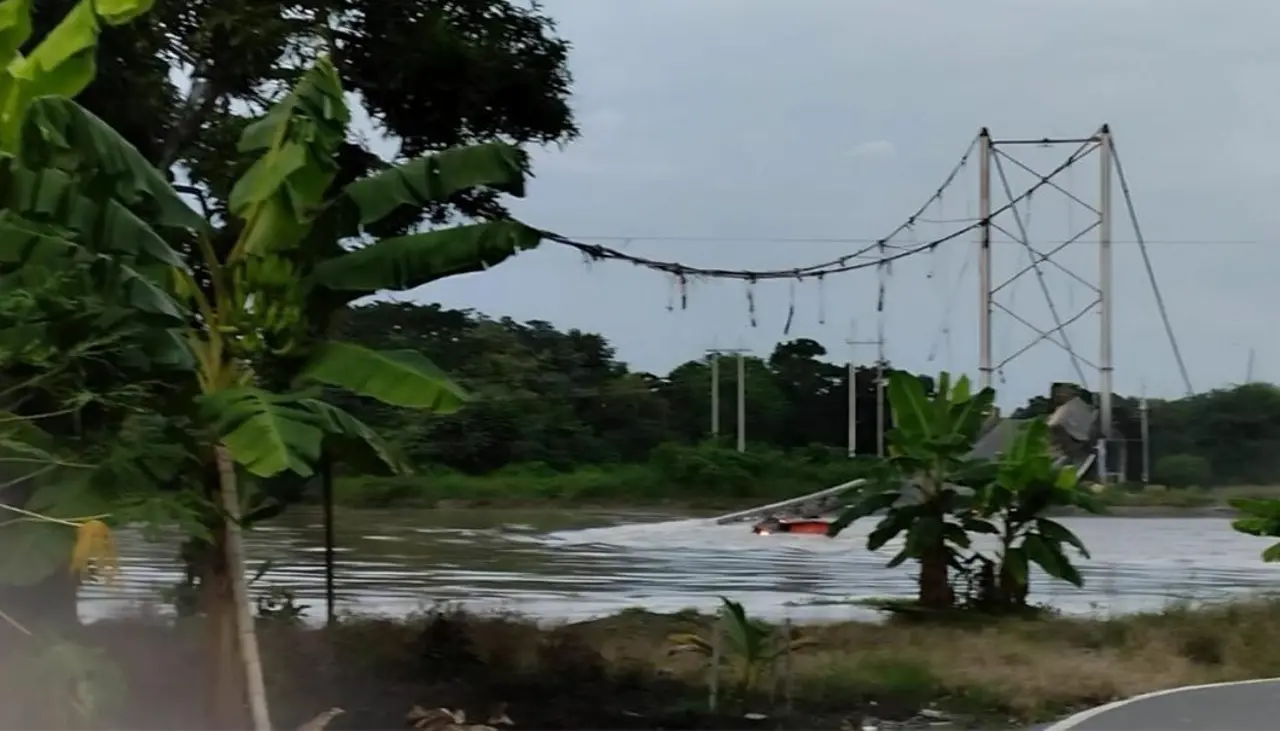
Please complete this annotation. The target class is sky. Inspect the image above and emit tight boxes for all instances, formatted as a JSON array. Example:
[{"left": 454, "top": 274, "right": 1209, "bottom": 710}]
[{"left": 368, "top": 0, "right": 1280, "bottom": 408}]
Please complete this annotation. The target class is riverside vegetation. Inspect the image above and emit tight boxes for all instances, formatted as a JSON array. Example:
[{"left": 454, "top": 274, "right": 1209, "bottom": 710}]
[
  {"left": 317, "top": 301, "right": 1280, "bottom": 511},
  {"left": 6, "top": 2, "right": 1280, "bottom": 730}
]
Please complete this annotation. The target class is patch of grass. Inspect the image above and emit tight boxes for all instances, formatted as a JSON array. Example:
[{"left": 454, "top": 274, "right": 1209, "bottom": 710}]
[
  {"left": 1096, "top": 483, "right": 1280, "bottom": 510},
  {"left": 330, "top": 444, "right": 874, "bottom": 510}
]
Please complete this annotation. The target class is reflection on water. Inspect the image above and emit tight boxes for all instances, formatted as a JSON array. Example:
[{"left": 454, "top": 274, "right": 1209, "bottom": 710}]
[{"left": 80, "top": 509, "right": 1280, "bottom": 624}]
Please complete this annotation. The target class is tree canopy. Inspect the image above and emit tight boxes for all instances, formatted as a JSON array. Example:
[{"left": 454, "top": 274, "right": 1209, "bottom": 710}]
[{"left": 33, "top": 0, "right": 577, "bottom": 222}]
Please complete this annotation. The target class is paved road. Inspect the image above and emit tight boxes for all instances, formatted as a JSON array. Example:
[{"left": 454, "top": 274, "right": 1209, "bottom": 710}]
[{"left": 1045, "top": 679, "right": 1280, "bottom": 730}]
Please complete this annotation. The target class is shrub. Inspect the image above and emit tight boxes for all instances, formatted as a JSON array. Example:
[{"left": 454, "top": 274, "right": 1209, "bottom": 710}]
[{"left": 1153, "top": 453, "right": 1212, "bottom": 489}]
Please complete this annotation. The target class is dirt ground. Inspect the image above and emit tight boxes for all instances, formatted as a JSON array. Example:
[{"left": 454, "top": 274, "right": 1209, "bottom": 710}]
[{"left": 0, "top": 609, "right": 929, "bottom": 731}]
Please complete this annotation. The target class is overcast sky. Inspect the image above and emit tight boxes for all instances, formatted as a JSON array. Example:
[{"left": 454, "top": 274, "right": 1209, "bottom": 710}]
[{"left": 379, "top": 0, "right": 1280, "bottom": 407}]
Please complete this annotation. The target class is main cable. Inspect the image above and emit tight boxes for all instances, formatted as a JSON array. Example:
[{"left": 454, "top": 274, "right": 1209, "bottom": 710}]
[
  {"left": 1109, "top": 136, "right": 1194, "bottom": 397},
  {"left": 539, "top": 136, "right": 1095, "bottom": 282}
]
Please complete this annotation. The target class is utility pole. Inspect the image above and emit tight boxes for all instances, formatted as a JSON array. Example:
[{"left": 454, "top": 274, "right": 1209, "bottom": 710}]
[
  {"left": 736, "top": 351, "right": 746, "bottom": 453},
  {"left": 1247, "top": 347, "right": 1256, "bottom": 383},
  {"left": 846, "top": 329, "right": 882, "bottom": 458},
  {"left": 977, "top": 127, "right": 993, "bottom": 391},
  {"left": 875, "top": 351, "right": 887, "bottom": 458},
  {"left": 1097, "top": 124, "right": 1114, "bottom": 485},
  {"left": 1139, "top": 394, "right": 1150, "bottom": 487},
  {"left": 708, "top": 352, "right": 719, "bottom": 438},
  {"left": 707, "top": 348, "right": 748, "bottom": 452}
]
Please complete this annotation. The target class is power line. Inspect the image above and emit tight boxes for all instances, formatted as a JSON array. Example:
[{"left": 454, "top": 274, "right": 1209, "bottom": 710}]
[{"left": 558, "top": 235, "right": 1272, "bottom": 246}]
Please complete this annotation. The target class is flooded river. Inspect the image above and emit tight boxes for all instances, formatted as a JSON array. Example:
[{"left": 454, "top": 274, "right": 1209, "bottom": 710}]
[{"left": 81, "top": 509, "right": 1280, "bottom": 624}]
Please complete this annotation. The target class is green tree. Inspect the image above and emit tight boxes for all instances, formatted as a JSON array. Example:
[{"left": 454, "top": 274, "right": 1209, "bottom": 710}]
[
  {"left": 34, "top": 0, "right": 577, "bottom": 217},
  {"left": 971, "top": 419, "right": 1099, "bottom": 610},
  {"left": 4, "top": 51, "right": 553, "bottom": 726},
  {"left": 827, "top": 371, "right": 996, "bottom": 609},
  {"left": 0, "top": 0, "right": 168, "bottom": 634}
]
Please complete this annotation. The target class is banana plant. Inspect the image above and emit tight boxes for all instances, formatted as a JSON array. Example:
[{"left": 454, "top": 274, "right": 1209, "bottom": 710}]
[
  {"left": 0, "top": 54, "right": 550, "bottom": 729},
  {"left": 827, "top": 371, "right": 997, "bottom": 609},
  {"left": 668, "top": 596, "right": 816, "bottom": 698},
  {"left": 0, "top": 0, "right": 156, "bottom": 151},
  {"left": 969, "top": 419, "right": 1100, "bottom": 609}
]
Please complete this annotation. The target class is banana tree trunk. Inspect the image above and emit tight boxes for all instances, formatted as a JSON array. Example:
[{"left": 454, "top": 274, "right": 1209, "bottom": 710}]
[
  {"left": 201, "top": 516, "right": 241, "bottom": 729},
  {"left": 214, "top": 445, "right": 273, "bottom": 731},
  {"left": 918, "top": 545, "right": 955, "bottom": 609}
]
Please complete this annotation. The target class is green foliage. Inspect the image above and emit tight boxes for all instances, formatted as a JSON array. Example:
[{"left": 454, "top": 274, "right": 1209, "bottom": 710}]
[
  {"left": 1230, "top": 498, "right": 1280, "bottom": 562},
  {"left": 44, "top": 0, "right": 577, "bottom": 225},
  {"left": 828, "top": 371, "right": 996, "bottom": 609},
  {"left": 667, "top": 596, "right": 815, "bottom": 697},
  {"left": 971, "top": 420, "right": 1100, "bottom": 608},
  {"left": 827, "top": 372, "right": 1097, "bottom": 612},
  {"left": 5, "top": 54, "right": 548, "bottom": 491},
  {"left": 0, "top": 0, "right": 155, "bottom": 150},
  {"left": 1153, "top": 453, "right": 1212, "bottom": 489}
]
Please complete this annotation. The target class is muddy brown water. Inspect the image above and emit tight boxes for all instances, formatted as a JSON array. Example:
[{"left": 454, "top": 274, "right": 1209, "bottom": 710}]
[{"left": 79, "top": 509, "right": 1280, "bottom": 624}]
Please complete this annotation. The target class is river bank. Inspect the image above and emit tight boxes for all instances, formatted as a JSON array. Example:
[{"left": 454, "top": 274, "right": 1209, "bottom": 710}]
[
  {"left": 12, "top": 598, "right": 1280, "bottom": 730},
  {"left": 329, "top": 471, "right": 1279, "bottom": 517}
]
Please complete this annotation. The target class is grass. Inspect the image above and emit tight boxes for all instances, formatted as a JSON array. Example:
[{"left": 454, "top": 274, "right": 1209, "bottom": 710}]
[
  {"left": 1094, "top": 483, "right": 1280, "bottom": 509},
  {"left": 318, "top": 441, "right": 1280, "bottom": 512},
  {"left": 332, "top": 463, "right": 1280, "bottom": 515},
  {"left": 12, "top": 597, "right": 1280, "bottom": 729}
]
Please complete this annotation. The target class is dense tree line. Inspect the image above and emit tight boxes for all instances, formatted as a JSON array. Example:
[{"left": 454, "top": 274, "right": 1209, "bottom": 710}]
[{"left": 334, "top": 302, "right": 1279, "bottom": 487}]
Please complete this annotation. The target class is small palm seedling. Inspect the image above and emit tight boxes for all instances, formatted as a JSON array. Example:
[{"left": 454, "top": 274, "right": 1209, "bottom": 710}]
[
  {"left": 296, "top": 707, "right": 343, "bottom": 731},
  {"left": 406, "top": 704, "right": 515, "bottom": 731},
  {"left": 668, "top": 596, "right": 816, "bottom": 698}
]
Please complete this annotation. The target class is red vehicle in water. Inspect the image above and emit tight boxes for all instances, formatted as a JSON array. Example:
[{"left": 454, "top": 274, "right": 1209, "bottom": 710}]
[{"left": 751, "top": 517, "right": 832, "bottom": 535}]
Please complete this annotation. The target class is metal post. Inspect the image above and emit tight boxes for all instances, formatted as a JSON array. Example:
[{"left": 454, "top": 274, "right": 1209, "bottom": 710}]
[
  {"left": 1139, "top": 396, "right": 1150, "bottom": 486},
  {"left": 875, "top": 358, "right": 886, "bottom": 457},
  {"left": 709, "top": 351, "right": 720, "bottom": 439},
  {"left": 977, "top": 128, "right": 993, "bottom": 391},
  {"left": 846, "top": 360, "right": 857, "bottom": 457},
  {"left": 1097, "top": 124, "right": 1114, "bottom": 485},
  {"left": 846, "top": 330, "right": 882, "bottom": 458},
  {"left": 736, "top": 351, "right": 746, "bottom": 453},
  {"left": 321, "top": 453, "right": 336, "bottom": 627}
]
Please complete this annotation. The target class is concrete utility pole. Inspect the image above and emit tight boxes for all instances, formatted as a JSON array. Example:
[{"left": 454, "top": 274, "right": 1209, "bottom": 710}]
[
  {"left": 1097, "top": 124, "right": 1114, "bottom": 485},
  {"left": 1139, "top": 394, "right": 1150, "bottom": 486},
  {"left": 736, "top": 351, "right": 746, "bottom": 453},
  {"left": 709, "top": 352, "right": 719, "bottom": 438},
  {"left": 875, "top": 355, "right": 887, "bottom": 457},
  {"left": 977, "top": 127, "right": 993, "bottom": 392},
  {"left": 707, "top": 348, "right": 749, "bottom": 452},
  {"left": 846, "top": 329, "right": 882, "bottom": 458}
]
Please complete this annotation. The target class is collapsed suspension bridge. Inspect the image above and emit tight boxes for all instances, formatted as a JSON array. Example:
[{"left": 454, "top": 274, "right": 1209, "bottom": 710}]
[
  {"left": 533, "top": 123, "right": 1193, "bottom": 485},
  {"left": 316, "top": 124, "right": 1197, "bottom": 622}
]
